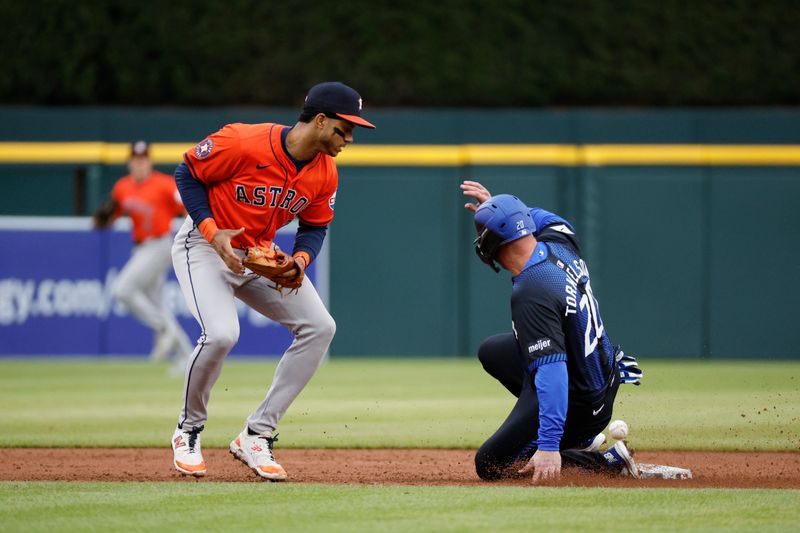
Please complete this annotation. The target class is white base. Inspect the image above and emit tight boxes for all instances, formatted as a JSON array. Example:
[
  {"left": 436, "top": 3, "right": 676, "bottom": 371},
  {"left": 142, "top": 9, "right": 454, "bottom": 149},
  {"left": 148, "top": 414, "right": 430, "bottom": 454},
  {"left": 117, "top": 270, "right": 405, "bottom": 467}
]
[{"left": 638, "top": 463, "right": 693, "bottom": 480}]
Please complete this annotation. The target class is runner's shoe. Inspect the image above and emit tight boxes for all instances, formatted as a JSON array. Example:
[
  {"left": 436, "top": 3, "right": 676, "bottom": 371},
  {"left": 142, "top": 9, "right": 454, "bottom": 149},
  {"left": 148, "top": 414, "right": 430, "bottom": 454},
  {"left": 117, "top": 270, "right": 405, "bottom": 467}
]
[
  {"left": 572, "top": 433, "right": 606, "bottom": 452},
  {"left": 602, "top": 440, "right": 640, "bottom": 478}
]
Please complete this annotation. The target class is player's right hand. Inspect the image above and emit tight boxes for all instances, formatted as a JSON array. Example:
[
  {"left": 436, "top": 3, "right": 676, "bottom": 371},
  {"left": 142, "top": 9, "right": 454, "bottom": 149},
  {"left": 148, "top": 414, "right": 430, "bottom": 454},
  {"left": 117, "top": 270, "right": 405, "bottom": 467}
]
[
  {"left": 210, "top": 227, "right": 245, "bottom": 275},
  {"left": 519, "top": 449, "right": 561, "bottom": 485},
  {"left": 460, "top": 180, "right": 492, "bottom": 212}
]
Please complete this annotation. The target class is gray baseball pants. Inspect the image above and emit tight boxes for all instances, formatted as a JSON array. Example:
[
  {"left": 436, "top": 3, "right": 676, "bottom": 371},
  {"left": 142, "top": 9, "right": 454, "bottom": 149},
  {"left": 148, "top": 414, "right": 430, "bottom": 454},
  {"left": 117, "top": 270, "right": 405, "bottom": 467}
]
[
  {"left": 171, "top": 217, "right": 335, "bottom": 433},
  {"left": 113, "top": 234, "right": 192, "bottom": 353}
]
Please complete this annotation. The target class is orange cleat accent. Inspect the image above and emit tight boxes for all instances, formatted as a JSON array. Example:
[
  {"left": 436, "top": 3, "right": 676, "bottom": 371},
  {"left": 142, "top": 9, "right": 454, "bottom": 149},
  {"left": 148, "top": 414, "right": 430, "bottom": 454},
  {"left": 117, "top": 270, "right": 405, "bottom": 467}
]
[
  {"left": 258, "top": 465, "right": 287, "bottom": 476},
  {"left": 175, "top": 460, "right": 207, "bottom": 474}
]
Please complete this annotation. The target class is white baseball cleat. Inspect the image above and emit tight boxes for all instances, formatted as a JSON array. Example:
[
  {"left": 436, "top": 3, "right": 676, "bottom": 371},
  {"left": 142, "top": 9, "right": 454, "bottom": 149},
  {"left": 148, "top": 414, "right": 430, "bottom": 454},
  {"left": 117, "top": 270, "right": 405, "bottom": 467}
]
[
  {"left": 172, "top": 425, "right": 206, "bottom": 476},
  {"left": 602, "top": 440, "right": 640, "bottom": 478},
  {"left": 230, "top": 428, "right": 288, "bottom": 481}
]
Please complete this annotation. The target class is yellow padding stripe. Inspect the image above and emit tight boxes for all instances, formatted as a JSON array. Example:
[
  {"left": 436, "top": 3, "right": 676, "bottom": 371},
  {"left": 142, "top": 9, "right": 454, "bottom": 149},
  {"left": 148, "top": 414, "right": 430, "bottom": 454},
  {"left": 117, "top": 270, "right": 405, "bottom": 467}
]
[
  {"left": 0, "top": 142, "right": 799, "bottom": 166},
  {"left": 580, "top": 145, "right": 800, "bottom": 165},
  {"left": 0, "top": 143, "right": 191, "bottom": 164},
  {"left": 339, "top": 145, "right": 467, "bottom": 166}
]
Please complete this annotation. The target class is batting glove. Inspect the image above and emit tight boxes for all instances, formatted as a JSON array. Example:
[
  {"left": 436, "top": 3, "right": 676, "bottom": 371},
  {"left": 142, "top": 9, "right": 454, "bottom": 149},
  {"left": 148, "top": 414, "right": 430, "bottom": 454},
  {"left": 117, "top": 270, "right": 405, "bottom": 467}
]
[{"left": 615, "top": 347, "right": 643, "bottom": 386}]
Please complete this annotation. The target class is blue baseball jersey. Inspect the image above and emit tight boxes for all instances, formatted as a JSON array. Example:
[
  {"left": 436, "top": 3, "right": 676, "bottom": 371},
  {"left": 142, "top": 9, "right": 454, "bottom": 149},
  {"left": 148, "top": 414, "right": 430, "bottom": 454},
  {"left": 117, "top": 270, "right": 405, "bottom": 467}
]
[{"left": 512, "top": 208, "right": 616, "bottom": 399}]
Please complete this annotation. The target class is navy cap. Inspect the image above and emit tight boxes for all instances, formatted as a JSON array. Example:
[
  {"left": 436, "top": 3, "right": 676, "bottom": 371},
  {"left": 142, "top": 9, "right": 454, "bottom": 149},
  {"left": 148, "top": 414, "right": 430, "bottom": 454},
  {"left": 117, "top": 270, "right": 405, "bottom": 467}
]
[
  {"left": 303, "top": 82, "right": 376, "bottom": 129},
  {"left": 130, "top": 140, "right": 149, "bottom": 157}
]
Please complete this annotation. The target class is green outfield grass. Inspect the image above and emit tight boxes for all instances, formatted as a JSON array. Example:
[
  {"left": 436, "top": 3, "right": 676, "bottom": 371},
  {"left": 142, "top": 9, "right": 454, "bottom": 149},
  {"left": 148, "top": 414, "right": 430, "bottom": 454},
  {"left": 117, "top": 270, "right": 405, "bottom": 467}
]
[
  {"left": 1, "top": 482, "right": 798, "bottom": 533},
  {"left": 1, "top": 358, "right": 798, "bottom": 532},
  {"left": 0, "top": 358, "right": 798, "bottom": 450}
]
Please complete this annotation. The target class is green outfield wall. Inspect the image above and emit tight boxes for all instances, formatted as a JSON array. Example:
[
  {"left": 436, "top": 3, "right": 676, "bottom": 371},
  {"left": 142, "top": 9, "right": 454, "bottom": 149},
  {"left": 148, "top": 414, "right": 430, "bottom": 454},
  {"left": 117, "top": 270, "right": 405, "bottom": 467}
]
[{"left": 1, "top": 108, "right": 799, "bottom": 359}]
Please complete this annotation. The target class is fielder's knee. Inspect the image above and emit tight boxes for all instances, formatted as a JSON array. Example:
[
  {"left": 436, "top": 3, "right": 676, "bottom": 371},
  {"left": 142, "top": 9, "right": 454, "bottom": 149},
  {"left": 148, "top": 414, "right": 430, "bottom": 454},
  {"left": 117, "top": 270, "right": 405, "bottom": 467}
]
[
  {"left": 202, "top": 327, "right": 240, "bottom": 353},
  {"left": 324, "top": 314, "right": 336, "bottom": 339},
  {"left": 311, "top": 313, "right": 336, "bottom": 344}
]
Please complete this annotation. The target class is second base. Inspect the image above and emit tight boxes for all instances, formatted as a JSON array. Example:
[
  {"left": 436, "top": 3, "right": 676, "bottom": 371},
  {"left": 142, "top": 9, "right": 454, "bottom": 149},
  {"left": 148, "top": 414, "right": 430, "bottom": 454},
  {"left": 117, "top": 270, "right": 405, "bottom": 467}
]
[{"left": 637, "top": 463, "right": 693, "bottom": 480}]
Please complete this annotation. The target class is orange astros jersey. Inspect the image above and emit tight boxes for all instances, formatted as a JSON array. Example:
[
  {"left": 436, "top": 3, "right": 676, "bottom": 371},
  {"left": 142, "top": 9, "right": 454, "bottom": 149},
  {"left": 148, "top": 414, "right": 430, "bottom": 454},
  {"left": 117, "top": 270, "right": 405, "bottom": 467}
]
[
  {"left": 183, "top": 123, "right": 338, "bottom": 250},
  {"left": 111, "top": 171, "right": 185, "bottom": 243}
]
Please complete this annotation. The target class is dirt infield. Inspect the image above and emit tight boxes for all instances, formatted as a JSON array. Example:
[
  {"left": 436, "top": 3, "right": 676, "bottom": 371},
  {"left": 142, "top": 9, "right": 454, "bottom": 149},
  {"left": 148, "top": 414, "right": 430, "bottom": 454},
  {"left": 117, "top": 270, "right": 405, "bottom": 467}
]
[{"left": 2, "top": 449, "right": 799, "bottom": 488}]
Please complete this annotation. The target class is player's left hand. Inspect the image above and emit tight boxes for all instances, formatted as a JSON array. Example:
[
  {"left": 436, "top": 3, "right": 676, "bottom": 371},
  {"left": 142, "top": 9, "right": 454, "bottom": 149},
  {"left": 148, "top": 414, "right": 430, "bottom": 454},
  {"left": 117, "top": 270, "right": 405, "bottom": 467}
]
[
  {"left": 277, "top": 254, "right": 307, "bottom": 284},
  {"left": 519, "top": 449, "right": 561, "bottom": 484},
  {"left": 616, "top": 347, "right": 643, "bottom": 385},
  {"left": 460, "top": 180, "right": 492, "bottom": 212},
  {"left": 267, "top": 253, "right": 306, "bottom": 292}
]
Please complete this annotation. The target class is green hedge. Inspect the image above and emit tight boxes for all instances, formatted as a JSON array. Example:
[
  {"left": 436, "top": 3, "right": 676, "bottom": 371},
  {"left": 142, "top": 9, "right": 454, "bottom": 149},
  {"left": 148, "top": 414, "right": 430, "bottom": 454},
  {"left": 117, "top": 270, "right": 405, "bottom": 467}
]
[{"left": 3, "top": 0, "right": 798, "bottom": 106}]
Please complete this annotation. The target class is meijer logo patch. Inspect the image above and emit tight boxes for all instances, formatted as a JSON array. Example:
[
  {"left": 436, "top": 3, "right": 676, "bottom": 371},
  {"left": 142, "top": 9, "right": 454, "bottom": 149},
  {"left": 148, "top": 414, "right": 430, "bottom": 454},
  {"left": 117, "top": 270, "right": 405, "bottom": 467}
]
[{"left": 528, "top": 338, "right": 552, "bottom": 353}]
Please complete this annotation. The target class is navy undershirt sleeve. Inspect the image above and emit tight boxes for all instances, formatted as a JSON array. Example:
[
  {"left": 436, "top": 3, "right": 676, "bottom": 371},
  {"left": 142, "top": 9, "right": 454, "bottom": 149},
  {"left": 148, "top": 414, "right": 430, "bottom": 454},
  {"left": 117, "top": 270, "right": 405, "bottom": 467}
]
[
  {"left": 534, "top": 360, "right": 569, "bottom": 451},
  {"left": 293, "top": 223, "right": 328, "bottom": 263},
  {"left": 174, "top": 161, "right": 213, "bottom": 224}
]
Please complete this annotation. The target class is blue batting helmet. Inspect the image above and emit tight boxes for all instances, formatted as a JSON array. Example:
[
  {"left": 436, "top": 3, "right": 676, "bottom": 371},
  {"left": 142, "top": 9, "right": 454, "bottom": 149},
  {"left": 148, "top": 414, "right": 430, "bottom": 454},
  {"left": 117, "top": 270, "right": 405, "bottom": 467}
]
[{"left": 473, "top": 194, "right": 535, "bottom": 272}]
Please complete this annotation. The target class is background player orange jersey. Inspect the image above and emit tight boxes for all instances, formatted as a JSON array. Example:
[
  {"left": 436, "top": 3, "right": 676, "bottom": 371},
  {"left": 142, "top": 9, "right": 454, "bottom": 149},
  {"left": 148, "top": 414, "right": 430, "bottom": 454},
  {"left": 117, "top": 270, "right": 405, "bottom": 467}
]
[
  {"left": 92, "top": 140, "right": 194, "bottom": 368},
  {"left": 182, "top": 122, "right": 338, "bottom": 251},
  {"left": 112, "top": 170, "right": 185, "bottom": 243}
]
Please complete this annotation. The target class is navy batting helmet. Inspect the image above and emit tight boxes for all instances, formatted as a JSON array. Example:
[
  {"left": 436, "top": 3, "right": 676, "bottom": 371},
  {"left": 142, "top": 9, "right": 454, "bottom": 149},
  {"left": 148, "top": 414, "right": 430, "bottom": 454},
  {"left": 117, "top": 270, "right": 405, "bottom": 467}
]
[{"left": 473, "top": 194, "right": 535, "bottom": 272}]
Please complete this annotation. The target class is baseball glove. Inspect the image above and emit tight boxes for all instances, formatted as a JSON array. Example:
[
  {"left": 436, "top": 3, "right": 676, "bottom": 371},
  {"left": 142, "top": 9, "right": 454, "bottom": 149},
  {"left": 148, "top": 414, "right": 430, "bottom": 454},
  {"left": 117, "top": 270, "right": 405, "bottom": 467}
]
[
  {"left": 243, "top": 247, "right": 304, "bottom": 291},
  {"left": 92, "top": 199, "right": 118, "bottom": 228}
]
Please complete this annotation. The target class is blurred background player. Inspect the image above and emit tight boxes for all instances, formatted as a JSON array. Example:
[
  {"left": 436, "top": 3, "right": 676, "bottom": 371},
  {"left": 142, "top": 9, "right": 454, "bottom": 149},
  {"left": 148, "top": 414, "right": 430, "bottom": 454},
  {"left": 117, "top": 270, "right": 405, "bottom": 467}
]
[
  {"left": 93, "top": 140, "right": 193, "bottom": 368},
  {"left": 169, "top": 82, "right": 375, "bottom": 480},
  {"left": 461, "top": 181, "right": 643, "bottom": 484}
]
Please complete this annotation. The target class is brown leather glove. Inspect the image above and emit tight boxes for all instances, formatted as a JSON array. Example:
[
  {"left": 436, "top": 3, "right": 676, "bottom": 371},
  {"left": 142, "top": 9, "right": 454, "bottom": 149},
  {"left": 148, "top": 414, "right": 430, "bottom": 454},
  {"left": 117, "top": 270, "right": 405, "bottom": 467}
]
[
  {"left": 93, "top": 199, "right": 118, "bottom": 228},
  {"left": 243, "top": 247, "right": 304, "bottom": 291}
]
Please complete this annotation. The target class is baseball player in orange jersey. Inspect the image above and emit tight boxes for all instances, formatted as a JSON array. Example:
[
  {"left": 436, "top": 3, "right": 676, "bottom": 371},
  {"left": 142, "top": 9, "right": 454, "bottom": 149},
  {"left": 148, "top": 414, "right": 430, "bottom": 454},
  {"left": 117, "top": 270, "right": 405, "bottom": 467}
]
[
  {"left": 170, "top": 82, "right": 375, "bottom": 479},
  {"left": 93, "top": 141, "right": 193, "bottom": 366}
]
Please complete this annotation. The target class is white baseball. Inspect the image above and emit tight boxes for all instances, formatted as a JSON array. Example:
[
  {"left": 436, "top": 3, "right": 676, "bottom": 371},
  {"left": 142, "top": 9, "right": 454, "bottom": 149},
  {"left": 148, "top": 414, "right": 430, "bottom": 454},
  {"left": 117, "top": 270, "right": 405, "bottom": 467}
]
[{"left": 608, "top": 420, "right": 629, "bottom": 440}]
